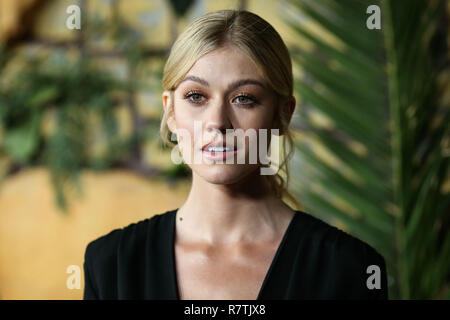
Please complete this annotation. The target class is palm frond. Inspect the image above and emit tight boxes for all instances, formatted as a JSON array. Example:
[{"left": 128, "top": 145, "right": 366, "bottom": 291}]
[{"left": 286, "top": 0, "right": 450, "bottom": 299}]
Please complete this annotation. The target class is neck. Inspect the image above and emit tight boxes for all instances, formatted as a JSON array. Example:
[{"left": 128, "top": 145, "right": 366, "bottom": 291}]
[{"left": 176, "top": 169, "right": 291, "bottom": 245}]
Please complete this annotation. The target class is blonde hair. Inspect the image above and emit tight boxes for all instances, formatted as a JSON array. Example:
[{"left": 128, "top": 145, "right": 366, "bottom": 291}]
[{"left": 160, "top": 9, "right": 302, "bottom": 211}]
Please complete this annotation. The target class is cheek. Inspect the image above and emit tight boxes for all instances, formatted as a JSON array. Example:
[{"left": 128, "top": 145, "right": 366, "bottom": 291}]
[
  {"left": 242, "top": 104, "right": 276, "bottom": 128},
  {"left": 173, "top": 107, "right": 192, "bottom": 141},
  {"left": 240, "top": 116, "right": 274, "bottom": 142}
]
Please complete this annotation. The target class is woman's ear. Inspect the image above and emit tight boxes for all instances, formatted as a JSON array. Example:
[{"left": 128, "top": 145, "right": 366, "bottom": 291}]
[
  {"left": 162, "top": 90, "right": 176, "bottom": 133},
  {"left": 162, "top": 90, "right": 171, "bottom": 113}
]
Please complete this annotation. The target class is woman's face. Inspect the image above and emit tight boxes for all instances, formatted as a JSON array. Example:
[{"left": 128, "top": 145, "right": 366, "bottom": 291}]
[{"left": 163, "top": 45, "right": 283, "bottom": 185}]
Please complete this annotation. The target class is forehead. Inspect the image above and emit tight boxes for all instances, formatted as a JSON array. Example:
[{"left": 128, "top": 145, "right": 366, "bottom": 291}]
[{"left": 184, "top": 45, "right": 265, "bottom": 84}]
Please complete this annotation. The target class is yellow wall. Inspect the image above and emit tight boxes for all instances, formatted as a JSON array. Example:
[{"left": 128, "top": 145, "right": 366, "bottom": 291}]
[
  {"left": 0, "top": 0, "right": 300, "bottom": 299},
  {"left": 0, "top": 168, "right": 190, "bottom": 299}
]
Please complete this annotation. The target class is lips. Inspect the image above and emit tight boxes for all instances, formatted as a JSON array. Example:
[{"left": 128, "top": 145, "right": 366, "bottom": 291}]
[{"left": 201, "top": 141, "right": 237, "bottom": 151}]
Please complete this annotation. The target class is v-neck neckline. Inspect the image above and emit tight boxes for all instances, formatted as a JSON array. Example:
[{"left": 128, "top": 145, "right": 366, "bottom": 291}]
[{"left": 168, "top": 208, "right": 298, "bottom": 300}]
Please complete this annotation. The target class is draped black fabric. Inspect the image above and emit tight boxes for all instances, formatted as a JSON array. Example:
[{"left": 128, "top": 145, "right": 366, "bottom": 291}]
[{"left": 83, "top": 208, "right": 388, "bottom": 300}]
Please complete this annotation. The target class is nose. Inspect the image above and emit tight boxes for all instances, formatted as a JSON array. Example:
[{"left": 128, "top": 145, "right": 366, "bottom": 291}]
[{"left": 204, "top": 100, "right": 234, "bottom": 135}]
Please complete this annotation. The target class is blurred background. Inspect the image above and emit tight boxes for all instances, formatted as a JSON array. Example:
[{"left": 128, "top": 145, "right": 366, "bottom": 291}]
[{"left": 0, "top": 0, "right": 449, "bottom": 300}]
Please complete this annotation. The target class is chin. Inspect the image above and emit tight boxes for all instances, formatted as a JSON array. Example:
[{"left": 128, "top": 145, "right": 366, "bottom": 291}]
[{"left": 190, "top": 163, "right": 259, "bottom": 185}]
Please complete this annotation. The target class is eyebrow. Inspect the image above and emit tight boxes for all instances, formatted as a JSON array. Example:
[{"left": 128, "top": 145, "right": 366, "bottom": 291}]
[{"left": 179, "top": 75, "right": 266, "bottom": 91}]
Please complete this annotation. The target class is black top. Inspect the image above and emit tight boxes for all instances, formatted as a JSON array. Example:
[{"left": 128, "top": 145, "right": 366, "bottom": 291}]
[{"left": 83, "top": 208, "right": 388, "bottom": 300}]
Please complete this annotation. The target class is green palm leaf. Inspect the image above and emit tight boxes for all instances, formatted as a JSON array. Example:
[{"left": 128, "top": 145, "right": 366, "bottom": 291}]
[{"left": 286, "top": 0, "right": 450, "bottom": 299}]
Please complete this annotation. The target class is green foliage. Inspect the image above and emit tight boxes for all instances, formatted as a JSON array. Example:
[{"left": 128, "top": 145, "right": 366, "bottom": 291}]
[
  {"left": 3, "top": 112, "right": 41, "bottom": 163},
  {"left": 0, "top": 4, "right": 182, "bottom": 211},
  {"left": 0, "top": 51, "right": 126, "bottom": 211},
  {"left": 159, "top": 163, "right": 191, "bottom": 180},
  {"left": 287, "top": 0, "right": 450, "bottom": 299},
  {"left": 168, "top": 0, "right": 197, "bottom": 17}
]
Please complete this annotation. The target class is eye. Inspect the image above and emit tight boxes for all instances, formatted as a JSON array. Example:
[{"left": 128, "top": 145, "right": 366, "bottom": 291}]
[
  {"left": 184, "top": 90, "right": 205, "bottom": 104},
  {"left": 183, "top": 91, "right": 258, "bottom": 107},
  {"left": 233, "top": 93, "right": 257, "bottom": 106}
]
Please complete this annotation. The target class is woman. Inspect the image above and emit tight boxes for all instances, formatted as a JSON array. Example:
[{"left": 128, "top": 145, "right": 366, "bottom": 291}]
[{"left": 83, "top": 9, "right": 388, "bottom": 300}]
